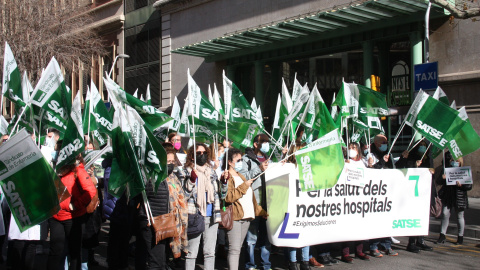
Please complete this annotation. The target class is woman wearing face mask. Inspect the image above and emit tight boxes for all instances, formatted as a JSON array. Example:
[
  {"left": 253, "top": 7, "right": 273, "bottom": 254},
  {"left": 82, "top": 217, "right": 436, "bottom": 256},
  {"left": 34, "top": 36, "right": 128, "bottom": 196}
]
[
  {"left": 168, "top": 133, "right": 184, "bottom": 152},
  {"left": 395, "top": 140, "right": 434, "bottom": 252},
  {"left": 340, "top": 143, "right": 371, "bottom": 263},
  {"left": 137, "top": 149, "right": 188, "bottom": 269},
  {"left": 437, "top": 152, "right": 471, "bottom": 245},
  {"left": 220, "top": 148, "right": 268, "bottom": 270},
  {"left": 183, "top": 143, "right": 227, "bottom": 270}
]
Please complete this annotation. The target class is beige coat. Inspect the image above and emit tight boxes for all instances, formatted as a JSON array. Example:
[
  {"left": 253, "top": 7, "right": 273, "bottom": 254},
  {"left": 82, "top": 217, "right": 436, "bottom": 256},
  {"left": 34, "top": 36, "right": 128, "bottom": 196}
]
[{"left": 224, "top": 172, "right": 267, "bottom": 221}]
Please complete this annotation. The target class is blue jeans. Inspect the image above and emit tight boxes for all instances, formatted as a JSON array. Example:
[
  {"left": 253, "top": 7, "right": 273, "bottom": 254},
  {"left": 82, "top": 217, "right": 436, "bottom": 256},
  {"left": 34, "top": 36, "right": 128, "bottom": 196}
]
[
  {"left": 369, "top": 238, "right": 392, "bottom": 250},
  {"left": 288, "top": 246, "right": 309, "bottom": 262},
  {"left": 245, "top": 217, "right": 271, "bottom": 270}
]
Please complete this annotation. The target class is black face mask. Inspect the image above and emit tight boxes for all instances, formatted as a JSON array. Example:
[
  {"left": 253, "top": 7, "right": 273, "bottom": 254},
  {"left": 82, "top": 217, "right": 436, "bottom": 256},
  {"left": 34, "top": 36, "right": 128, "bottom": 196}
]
[
  {"left": 196, "top": 154, "right": 208, "bottom": 166},
  {"left": 167, "top": 164, "right": 175, "bottom": 175}
]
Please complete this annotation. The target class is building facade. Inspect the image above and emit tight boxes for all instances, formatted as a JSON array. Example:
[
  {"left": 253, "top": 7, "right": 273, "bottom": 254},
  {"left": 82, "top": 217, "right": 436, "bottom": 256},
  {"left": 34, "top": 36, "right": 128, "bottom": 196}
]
[{"left": 152, "top": 0, "right": 479, "bottom": 196}]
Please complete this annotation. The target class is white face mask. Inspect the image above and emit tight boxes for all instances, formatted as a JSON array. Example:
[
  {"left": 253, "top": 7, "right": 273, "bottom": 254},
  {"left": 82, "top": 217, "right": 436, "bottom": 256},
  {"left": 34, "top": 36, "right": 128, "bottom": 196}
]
[
  {"left": 44, "top": 136, "right": 57, "bottom": 148},
  {"left": 348, "top": 149, "right": 358, "bottom": 159}
]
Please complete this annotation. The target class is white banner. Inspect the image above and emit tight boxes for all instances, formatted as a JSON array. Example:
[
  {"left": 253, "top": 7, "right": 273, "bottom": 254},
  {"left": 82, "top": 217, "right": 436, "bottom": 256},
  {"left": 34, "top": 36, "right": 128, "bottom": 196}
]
[
  {"left": 445, "top": 166, "right": 472, "bottom": 186},
  {"left": 265, "top": 163, "right": 431, "bottom": 247}
]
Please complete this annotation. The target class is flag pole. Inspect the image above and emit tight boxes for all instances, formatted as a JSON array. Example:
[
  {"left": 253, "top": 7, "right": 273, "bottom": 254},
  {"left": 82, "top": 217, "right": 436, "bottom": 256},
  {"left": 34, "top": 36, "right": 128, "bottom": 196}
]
[
  {"left": 191, "top": 107, "right": 196, "bottom": 170},
  {"left": 8, "top": 106, "right": 27, "bottom": 138},
  {"left": 0, "top": 94, "right": 4, "bottom": 117},
  {"left": 408, "top": 137, "right": 424, "bottom": 153},
  {"left": 406, "top": 130, "right": 418, "bottom": 151},
  {"left": 86, "top": 90, "right": 92, "bottom": 147},
  {"left": 421, "top": 142, "right": 432, "bottom": 161},
  {"left": 386, "top": 121, "right": 406, "bottom": 156},
  {"left": 345, "top": 117, "right": 350, "bottom": 160}
]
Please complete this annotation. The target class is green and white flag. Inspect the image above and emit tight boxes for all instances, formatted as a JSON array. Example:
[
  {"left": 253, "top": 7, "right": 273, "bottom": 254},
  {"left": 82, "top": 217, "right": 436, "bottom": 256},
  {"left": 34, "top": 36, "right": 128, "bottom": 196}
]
[
  {"left": 0, "top": 116, "right": 8, "bottom": 135},
  {"left": 169, "top": 96, "right": 181, "bottom": 132},
  {"left": 333, "top": 82, "right": 389, "bottom": 119},
  {"left": 103, "top": 77, "right": 172, "bottom": 130},
  {"left": 222, "top": 72, "right": 259, "bottom": 127},
  {"left": 146, "top": 84, "right": 152, "bottom": 106},
  {"left": 270, "top": 94, "right": 284, "bottom": 162},
  {"left": 0, "top": 129, "right": 68, "bottom": 232},
  {"left": 251, "top": 98, "right": 257, "bottom": 112},
  {"left": 83, "top": 81, "right": 114, "bottom": 136},
  {"left": 281, "top": 82, "right": 309, "bottom": 134},
  {"left": 187, "top": 70, "right": 225, "bottom": 128},
  {"left": 213, "top": 84, "right": 225, "bottom": 115},
  {"left": 56, "top": 92, "right": 85, "bottom": 170},
  {"left": 2, "top": 42, "right": 23, "bottom": 108},
  {"left": 433, "top": 86, "right": 449, "bottom": 105},
  {"left": 144, "top": 126, "right": 167, "bottom": 192},
  {"left": 405, "top": 90, "right": 467, "bottom": 149},
  {"left": 133, "top": 89, "right": 138, "bottom": 98},
  {"left": 291, "top": 73, "right": 303, "bottom": 103},
  {"left": 295, "top": 128, "right": 345, "bottom": 192},
  {"left": 448, "top": 107, "right": 480, "bottom": 160},
  {"left": 207, "top": 84, "right": 214, "bottom": 105},
  {"left": 301, "top": 84, "right": 337, "bottom": 137},
  {"left": 30, "top": 57, "right": 71, "bottom": 133}
]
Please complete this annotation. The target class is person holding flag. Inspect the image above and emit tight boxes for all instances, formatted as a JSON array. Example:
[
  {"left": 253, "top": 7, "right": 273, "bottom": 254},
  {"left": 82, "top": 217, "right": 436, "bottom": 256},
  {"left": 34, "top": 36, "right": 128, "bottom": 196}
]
[
  {"left": 183, "top": 143, "right": 227, "bottom": 270},
  {"left": 47, "top": 148, "right": 97, "bottom": 270},
  {"left": 238, "top": 134, "right": 271, "bottom": 270},
  {"left": 395, "top": 140, "right": 434, "bottom": 253}
]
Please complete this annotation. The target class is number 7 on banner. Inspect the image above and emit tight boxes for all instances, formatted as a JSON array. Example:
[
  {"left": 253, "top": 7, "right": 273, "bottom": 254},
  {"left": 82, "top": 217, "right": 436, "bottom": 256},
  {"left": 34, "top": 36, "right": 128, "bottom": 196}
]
[{"left": 409, "top": 175, "right": 419, "bottom": 197}]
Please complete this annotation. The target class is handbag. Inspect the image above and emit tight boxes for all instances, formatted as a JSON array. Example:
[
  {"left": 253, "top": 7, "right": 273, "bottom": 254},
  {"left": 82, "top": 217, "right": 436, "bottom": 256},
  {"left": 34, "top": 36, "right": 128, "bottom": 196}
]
[
  {"left": 430, "top": 195, "right": 442, "bottom": 218},
  {"left": 151, "top": 211, "right": 178, "bottom": 244},
  {"left": 219, "top": 203, "right": 233, "bottom": 230},
  {"left": 187, "top": 212, "right": 205, "bottom": 237}
]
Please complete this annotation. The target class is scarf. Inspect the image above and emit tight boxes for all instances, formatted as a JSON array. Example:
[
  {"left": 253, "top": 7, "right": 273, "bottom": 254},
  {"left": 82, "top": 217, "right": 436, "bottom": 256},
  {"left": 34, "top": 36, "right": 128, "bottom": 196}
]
[
  {"left": 195, "top": 165, "right": 215, "bottom": 216},
  {"left": 167, "top": 174, "right": 188, "bottom": 258}
]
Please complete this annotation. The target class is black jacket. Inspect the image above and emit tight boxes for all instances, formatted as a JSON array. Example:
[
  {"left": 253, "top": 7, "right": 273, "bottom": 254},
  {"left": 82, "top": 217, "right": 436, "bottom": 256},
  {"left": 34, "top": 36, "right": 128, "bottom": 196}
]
[
  {"left": 438, "top": 167, "right": 472, "bottom": 209},
  {"left": 371, "top": 144, "right": 393, "bottom": 169},
  {"left": 142, "top": 180, "right": 169, "bottom": 217}
]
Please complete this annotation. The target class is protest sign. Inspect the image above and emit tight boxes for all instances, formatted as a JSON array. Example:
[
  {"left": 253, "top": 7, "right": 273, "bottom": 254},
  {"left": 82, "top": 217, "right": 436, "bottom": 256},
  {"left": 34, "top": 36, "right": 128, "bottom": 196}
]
[
  {"left": 265, "top": 163, "right": 431, "bottom": 247},
  {"left": 0, "top": 129, "right": 68, "bottom": 232},
  {"left": 445, "top": 166, "right": 473, "bottom": 186},
  {"left": 337, "top": 162, "right": 367, "bottom": 187}
]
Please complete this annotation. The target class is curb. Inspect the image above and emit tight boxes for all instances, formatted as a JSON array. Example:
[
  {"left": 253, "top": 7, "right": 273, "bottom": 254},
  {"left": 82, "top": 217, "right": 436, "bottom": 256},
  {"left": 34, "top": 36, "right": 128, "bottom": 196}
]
[{"left": 429, "top": 221, "right": 480, "bottom": 239}]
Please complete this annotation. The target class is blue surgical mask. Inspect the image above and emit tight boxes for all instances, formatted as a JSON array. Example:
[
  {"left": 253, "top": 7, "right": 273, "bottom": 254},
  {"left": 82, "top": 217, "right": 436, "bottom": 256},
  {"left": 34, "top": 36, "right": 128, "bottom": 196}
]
[
  {"left": 379, "top": 144, "right": 388, "bottom": 152},
  {"left": 305, "top": 136, "right": 313, "bottom": 144},
  {"left": 418, "top": 146, "right": 427, "bottom": 153},
  {"left": 451, "top": 161, "right": 460, "bottom": 167},
  {"left": 363, "top": 149, "right": 369, "bottom": 156},
  {"left": 234, "top": 161, "right": 243, "bottom": 171},
  {"left": 218, "top": 153, "right": 224, "bottom": 161},
  {"left": 260, "top": 142, "right": 270, "bottom": 153}
]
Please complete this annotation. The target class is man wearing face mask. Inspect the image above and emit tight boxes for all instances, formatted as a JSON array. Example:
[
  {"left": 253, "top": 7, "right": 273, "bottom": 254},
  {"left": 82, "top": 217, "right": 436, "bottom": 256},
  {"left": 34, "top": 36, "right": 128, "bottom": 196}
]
[
  {"left": 370, "top": 134, "right": 393, "bottom": 169},
  {"left": 44, "top": 129, "right": 60, "bottom": 148},
  {"left": 238, "top": 134, "right": 271, "bottom": 270}
]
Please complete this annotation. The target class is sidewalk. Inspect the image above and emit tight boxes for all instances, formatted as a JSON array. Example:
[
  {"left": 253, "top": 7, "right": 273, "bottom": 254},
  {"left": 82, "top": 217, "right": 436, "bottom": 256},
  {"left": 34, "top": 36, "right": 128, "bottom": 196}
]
[{"left": 429, "top": 197, "right": 480, "bottom": 239}]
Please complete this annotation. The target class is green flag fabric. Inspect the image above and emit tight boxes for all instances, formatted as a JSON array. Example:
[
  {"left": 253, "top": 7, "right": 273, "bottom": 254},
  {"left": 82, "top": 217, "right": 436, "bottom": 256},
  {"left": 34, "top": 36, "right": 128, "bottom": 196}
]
[
  {"left": 406, "top": 90, "right": 467, "bottom": 149},
  {"left": 84, "top": 81, "right": 114, "bottom": 136},
  {"left": 56, "top": 92, "right": 85, "bottom": 171},
  {"left": 448, "top": 107, "right": 480, "bottom": 160},
  {"left": 103, "top": 77, "right": 171, "bottom": 130},
  {"left": 0, "top": 129, "right": 67, "bottom": 232},
  {"left": 295, "top": 128, "right": 345, "bottom": 192},
  {"left": 2, "top": 42, "right": 24, "bottom": 108},
  {"left": 222, "top": 73, "right": 259, "bottom": 127},
  {"left": 30, "top": 57, "right": 71, "bottom": 133}
]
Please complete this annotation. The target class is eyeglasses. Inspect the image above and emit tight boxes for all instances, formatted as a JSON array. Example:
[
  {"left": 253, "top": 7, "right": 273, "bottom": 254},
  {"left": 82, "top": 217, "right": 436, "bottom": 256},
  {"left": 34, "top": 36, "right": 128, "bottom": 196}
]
[{"left": 196, "top": 151, "right": 206, "bottom": 155}]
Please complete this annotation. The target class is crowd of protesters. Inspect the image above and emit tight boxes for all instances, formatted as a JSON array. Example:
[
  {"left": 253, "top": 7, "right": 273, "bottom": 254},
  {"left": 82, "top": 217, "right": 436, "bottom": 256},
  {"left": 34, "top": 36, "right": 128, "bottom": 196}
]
[{"left": 0, "top": 126, "right": 472, "bottom": 270}]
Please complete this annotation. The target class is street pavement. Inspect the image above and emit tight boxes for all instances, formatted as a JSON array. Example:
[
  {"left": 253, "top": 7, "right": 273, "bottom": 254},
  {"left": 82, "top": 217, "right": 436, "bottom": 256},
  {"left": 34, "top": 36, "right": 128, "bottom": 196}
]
[{"left": 1, "top": 199, "right": 479, "bottom": 269}]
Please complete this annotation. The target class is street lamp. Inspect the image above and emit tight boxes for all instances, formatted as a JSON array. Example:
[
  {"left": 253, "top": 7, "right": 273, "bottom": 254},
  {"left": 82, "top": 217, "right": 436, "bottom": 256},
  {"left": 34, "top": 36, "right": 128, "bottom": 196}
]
[{"left": 108, "top": 54, "right": 129, "bottom": 78}]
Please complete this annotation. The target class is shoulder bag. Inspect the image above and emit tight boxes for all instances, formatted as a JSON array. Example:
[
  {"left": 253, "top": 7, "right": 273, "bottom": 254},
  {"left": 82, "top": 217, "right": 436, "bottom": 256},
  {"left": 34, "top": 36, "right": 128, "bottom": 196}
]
[{"left": 219, "top": 202, "right": 233, "bottom": 230}]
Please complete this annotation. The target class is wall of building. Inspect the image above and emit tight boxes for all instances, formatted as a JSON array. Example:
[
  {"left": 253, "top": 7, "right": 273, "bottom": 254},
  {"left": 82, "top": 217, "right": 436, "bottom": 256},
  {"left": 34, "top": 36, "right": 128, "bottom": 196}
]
[
  {"left": 162, "top": 0, "right": 352, "bottom": 108},
  {"left": 430, "top": 18, "right": 480, "bottom": 197}
]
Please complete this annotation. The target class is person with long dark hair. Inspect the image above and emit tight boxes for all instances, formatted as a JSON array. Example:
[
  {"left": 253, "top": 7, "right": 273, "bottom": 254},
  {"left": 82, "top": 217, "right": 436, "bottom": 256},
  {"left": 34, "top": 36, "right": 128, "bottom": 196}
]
[{"left": 183, "top": 143, "right": 227, "bottom": 270}]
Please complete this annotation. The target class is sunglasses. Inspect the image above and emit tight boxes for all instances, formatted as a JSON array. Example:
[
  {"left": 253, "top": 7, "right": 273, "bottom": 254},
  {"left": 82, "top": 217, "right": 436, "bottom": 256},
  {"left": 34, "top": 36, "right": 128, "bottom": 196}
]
[{"left": 196, "top": 151, "right": 206, "bottom": 155}]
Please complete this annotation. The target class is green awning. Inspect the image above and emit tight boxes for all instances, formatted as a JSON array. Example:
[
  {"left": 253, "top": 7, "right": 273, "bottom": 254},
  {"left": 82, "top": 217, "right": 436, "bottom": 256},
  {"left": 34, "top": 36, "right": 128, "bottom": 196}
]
[{"left": 172, "top": 0, "right": 447, "bottom": 59}]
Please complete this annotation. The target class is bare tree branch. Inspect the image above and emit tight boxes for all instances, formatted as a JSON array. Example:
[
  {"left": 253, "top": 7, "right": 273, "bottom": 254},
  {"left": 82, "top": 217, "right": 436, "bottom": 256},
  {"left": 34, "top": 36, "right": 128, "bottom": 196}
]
[
  {"left": 431, "top": 0, "right": 480, "bottom": 19},
  {"left": 0, "top": 0, "right": 107, "bottom": 84}
]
